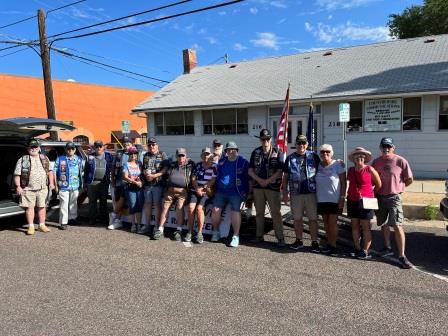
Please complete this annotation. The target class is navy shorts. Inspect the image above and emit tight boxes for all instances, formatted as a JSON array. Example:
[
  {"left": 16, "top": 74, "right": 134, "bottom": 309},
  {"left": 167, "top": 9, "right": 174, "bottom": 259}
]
[
  {"left": 213, "top": 192, "right": 243, "bottom": 212},
  {"left": 347, "top": 200, "right": 374, "bottom": 220},
  {"left": 317, "top": 202, "right": 343, "bottom": 215},
  {"left": 114, "top": 185, "right": 125, "bottom": 200}
]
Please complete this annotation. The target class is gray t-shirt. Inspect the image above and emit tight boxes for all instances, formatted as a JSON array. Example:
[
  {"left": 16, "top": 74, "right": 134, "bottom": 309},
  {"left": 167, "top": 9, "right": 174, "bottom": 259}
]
[{"left": 315, "top": 160, "right": 345, "bottom": 203}]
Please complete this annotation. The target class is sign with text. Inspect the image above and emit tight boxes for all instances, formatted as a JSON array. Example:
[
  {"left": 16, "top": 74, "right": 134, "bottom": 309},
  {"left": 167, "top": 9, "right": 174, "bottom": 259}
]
[
  {"left": 121, "top": 120, "right": 130, "bottom": 134},
  {"left": 364, "top": 98, "right": 402, "bottom": 132},
  {"left": 338, "top": 103, "right": 350, "bottom": 122}
]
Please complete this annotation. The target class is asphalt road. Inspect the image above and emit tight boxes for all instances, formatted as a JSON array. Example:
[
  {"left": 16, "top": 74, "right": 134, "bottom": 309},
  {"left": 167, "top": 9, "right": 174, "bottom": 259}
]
[{"left": 1, "top": 215, "right": 447, "bottom": 336}]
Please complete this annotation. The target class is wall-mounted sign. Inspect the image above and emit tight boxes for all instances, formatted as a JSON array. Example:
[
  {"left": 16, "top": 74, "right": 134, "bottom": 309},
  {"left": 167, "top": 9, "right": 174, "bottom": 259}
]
[
  {"left": 339, "top": 103, "right": 350, "bottom": 122},
  {"left": 364, "top": 98, "right": 402, "bottom": 132}
]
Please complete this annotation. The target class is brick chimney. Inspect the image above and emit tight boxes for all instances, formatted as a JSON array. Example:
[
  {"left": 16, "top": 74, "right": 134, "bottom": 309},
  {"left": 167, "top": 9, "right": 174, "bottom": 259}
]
[{"left": 183, "top": 49, "right": 197, "bottom": 74}]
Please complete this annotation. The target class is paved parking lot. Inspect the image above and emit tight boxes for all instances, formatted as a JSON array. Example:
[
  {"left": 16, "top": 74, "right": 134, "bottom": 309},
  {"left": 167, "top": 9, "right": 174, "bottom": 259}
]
[{"left": 0, "top": 215, "right": 447, "bottom": 336}]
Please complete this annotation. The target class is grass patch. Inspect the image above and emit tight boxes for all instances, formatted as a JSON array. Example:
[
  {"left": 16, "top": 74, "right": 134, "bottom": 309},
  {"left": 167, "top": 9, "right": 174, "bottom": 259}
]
[{"left": 424, "top": 205, "right": 440, "bottom": 220}]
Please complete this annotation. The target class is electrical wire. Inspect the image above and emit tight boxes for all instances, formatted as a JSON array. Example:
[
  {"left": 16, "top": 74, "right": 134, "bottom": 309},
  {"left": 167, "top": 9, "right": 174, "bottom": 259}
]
[
  {"left": 52, "top": 47, "right": 169, "bottom": 84},
  {"left": 48, "top": 0, "right": 192, "bottom": 39},
  {"left": 0, "top": 0, "right": 87, "bottom": 30},
  {"left": 55, "top": 52, "right": 163, "bottom": 88},
  {"left": 50, "top": 0, "right": 245, "bottom": 43},
  {"left": 0, "top": 46, "right": 30, "bottom": 58}
]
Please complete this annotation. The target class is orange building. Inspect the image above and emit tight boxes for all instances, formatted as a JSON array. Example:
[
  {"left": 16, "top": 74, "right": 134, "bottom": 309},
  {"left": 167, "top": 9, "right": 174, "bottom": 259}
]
[{"left": 0, "top": 73, "right": 153, "bottom": 144}]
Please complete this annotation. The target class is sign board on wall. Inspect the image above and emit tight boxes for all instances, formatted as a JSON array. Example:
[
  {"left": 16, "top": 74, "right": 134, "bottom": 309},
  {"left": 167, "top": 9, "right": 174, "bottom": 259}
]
[
  {"left": 121, "top": 120, "right": 130, "bottom": 134},
  {"left": 364, "top": 98, "right": 402, "bottom": 132}
]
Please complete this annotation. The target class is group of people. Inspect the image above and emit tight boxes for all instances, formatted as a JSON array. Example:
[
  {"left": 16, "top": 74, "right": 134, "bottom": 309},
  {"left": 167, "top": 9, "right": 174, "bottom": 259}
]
[{"left": 14, "top": 129, "right": 414, "bottom": 269}]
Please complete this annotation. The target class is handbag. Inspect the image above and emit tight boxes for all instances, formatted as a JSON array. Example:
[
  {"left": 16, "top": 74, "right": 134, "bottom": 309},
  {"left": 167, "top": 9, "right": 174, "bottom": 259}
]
[{"left": 353, "top": 167, "right": 379, "bottom": 210}]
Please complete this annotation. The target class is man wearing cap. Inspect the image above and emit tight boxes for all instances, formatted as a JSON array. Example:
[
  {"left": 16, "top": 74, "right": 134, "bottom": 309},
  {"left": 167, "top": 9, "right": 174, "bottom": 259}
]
[
  {"left": 140, "top": 137, "right": 169, "bottom": 234},
  {"left": 153, "top": 148, "right": 195, "bottom": 241},
  {"left": 372, "top": 137, "right": 414, "bottom": 269},
  {"left": 211, "top": 139, "right": 224, "bottom": 164},
  {"left": 14, "top": 138, "right": 54, "bottom": 235},
  {"left": 54, "top": 142, "right": 84, "bottom": 230},
  {"left": 108, "top": 137, "right": 133, "bottom": 230},
  {"left": 185, "top": 147, "right": 217, "bottom": 243},
  {"left": 85, "top": 140, "right": 114, "bottom": 226},
  {"left": 248, "top": 129, "right": 285, "bottom": 247},
  {"left": 282, "top": 134, "right": 321, "bottom": 251},
  {"left": 211, "top": 141, "right": 249, "bottom": 247}
]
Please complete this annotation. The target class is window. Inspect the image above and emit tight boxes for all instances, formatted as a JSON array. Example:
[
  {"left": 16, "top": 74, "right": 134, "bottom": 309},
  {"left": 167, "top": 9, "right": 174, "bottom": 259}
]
[
  {"left": 140, "top": 133, "right": 147, "bottom": 144},
  {"left": 202, "top": 108, "right": 248, "bottom": 135},
  {"left": 154, "top": 111, "right": 194, "bottom": 135},
  {"left": 439, "top": 96, "right": 448, "bottom": 130},
  {"left": 347, "top": 101, "right": 362, "bottom": 132},
  {"left": 403, "top": 97, "right": 421, "bottom": 131}
]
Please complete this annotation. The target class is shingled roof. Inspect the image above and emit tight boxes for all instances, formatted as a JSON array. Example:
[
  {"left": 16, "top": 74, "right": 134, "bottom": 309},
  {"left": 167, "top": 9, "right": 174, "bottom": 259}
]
[{"left": 133, "top": 34, "right": 448, "bottom": 113}]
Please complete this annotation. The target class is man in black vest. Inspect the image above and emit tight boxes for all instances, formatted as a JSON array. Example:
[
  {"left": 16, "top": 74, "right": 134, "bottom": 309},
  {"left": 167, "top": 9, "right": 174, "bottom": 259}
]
[
  {"left": 14, "top": 138, "right": 54, "bottom": 235},
  {"left": 248, "top": 129, "right": 285, "bottom": 247},
  {"left": 85, "top": 140, "right": 114, "bottom": 226}
]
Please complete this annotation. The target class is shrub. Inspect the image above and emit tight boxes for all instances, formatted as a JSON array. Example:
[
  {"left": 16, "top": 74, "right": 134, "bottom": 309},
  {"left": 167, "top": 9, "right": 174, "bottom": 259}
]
[{"left": 424, "top": 205, "right": 440, "bottom": 220}]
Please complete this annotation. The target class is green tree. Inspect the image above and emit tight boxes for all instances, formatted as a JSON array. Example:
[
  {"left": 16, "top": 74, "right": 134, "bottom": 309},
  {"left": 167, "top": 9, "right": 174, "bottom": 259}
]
[{"left": 388, "top": 0, "right": 448, "bottom": 39}]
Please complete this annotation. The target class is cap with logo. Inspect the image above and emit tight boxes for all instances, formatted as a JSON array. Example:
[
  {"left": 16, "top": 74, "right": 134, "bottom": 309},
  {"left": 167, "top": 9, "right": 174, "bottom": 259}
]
[
  {"left": 213, "top": 139, "right": 222, "bottom": 146},
  {"left": 94, "top": 140, "right": 103, "bottom": 147},
  {"left": 225, "top": 141, "right": 239, "bottom": 151},
  {"left": 256, "top": 128, "right": 272, "bottom": 139},
  {"left": 27, "top": 138, "right": 40, "bottom": 147},
  {"left": 122, "top": 136, "right": 131, "bottom": 144},
  {"left": 65, "top": 141, "right": 76, "bottom": 149},
  {"left": 176, "top": 148, "right": 187, "bottom": 156},
  {"left": 295, "top": 134, "right": 308, "bottom": 143},
  {"left": 380, "top": 137, "right": 394, "bottom": 147},
  {"left": 147, "top": 137, "right": 157, "bottom": 144}
]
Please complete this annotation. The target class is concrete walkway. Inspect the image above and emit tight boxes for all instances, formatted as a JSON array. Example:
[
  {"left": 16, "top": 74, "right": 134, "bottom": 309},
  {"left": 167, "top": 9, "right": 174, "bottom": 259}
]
[{"left": 407, "top": 179, "right": 446, "bottom": 194}]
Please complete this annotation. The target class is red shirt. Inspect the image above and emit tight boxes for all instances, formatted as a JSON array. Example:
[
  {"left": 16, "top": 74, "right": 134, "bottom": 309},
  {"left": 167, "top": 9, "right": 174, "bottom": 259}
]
[
  {"left": 372, "top": 154, "right": 413, "bottom": 195},
  {"left": 347, "top": 166, "right": 375, "bottom": 201}
]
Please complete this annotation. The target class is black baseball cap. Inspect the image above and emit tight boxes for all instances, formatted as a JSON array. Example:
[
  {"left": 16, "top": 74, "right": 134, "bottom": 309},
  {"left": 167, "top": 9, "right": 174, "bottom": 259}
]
[
  {"left": 213, "top": 139, "right": 222, "bottom": 146},
  {"left": 65, "top": 141, "right": 76, "bottom": 149},
  {"left": 380, "top": 137, "right": 394, "bottom": 147},
  {"left": 27, "top": 138, "right": 40, "bottom": 147},
  {"left": 94, "top": 140, "right": 103, "bottom": 147},
  {"left": 147, "top": 137, "right": 157, "bottom": 144},
  {"left": 255, "top": 129, "right": 272, "bottom": 139},
  {"left": 122, "top": 136, "right": 131, "bottom": 144}
]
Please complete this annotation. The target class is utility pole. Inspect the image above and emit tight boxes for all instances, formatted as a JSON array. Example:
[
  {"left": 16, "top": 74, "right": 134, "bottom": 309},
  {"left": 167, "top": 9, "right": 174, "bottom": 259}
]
[{"left": 37, "top": 9, "right": 58, "bottom": 140}]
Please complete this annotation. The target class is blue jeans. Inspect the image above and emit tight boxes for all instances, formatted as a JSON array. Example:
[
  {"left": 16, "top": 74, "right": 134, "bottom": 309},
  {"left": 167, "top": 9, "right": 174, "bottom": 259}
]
[{"left": 125, "top": 188, "right": 144, "bottom": 215}]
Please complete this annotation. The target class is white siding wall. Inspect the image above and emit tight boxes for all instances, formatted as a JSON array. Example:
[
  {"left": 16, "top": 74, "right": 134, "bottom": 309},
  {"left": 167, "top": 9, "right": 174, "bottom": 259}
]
[
  {"left": 321, "top": 96, "right": 448, "bottom": 178},
  {"left": 146, "top": 107, "right": 267, "bottom": 161}
]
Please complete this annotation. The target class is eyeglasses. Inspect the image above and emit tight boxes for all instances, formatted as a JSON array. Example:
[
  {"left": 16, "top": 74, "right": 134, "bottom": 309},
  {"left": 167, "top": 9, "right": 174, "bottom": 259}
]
[
  {"left": 29, "top": 146, "right": 39, "bottom": 150},
  {"left": 296, "top": 141, "right": 307, "bottom": 145},
  {"left": 261, "top": 138, "right": 271, "bottom": 142},
  {"left": 354, "top": 154, "right": 366, "bottom": 159},
  {"left": 213, "top": 144, "right": 221, "bottom": 147},
  {"left": 94, "top": 145, "right": 103, "bottom": 148},
  {"left": 148, "top": 143, "right": 157, "bottom": 146},
  {"left": 320, "top": 150, "right": 331, "bottom": 154},
  {"left": 66, "top": 148, "right": 75, "bottom": 151}
]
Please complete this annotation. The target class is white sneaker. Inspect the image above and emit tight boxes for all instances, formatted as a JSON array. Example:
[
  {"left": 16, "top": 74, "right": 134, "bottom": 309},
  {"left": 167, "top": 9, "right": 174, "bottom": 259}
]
[
  {"left": 131, "top": 223, "right": 137, "bottom": 233},
  {"left": 107, "top": 218, "right": 122, "bottom": 230},
  {"left": 109, "top": 213, "right": 116, "bottom": 226},
  {"left": 138, "top": 224, "right": 150, "bottom": 234}
]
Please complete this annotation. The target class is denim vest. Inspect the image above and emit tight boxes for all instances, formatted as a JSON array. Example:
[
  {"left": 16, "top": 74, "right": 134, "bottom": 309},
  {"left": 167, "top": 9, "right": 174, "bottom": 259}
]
[{"left": 286, "top": 151, "right": 318, "bottom": 194}]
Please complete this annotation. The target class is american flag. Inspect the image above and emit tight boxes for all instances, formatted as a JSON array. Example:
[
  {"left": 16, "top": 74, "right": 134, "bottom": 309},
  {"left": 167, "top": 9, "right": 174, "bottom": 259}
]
[{"left": 276, "top": 84, "right": 290, "bottom": 156}]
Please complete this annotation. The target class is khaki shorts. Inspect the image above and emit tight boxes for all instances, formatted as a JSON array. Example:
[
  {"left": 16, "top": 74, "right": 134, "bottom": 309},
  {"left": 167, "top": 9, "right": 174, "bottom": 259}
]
[
  {"left": 163, "top": 186, "right": 188, "bottom": 210},
  {"left": 20, "top": 188, "right": 48, "bottom": 208},
  {"left": 290, "top": 193, "right": 317, "bottom": 221}
]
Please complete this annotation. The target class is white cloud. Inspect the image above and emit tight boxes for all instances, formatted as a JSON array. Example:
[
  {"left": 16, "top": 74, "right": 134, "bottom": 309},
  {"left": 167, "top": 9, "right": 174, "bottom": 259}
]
[
  {"left": 234, "top": 43, "right": 248, "bottom": 51},
  {"left": 198, "top": 28, "right": 207, "bottom": 34},
  {"left": 218, "top": 11, "right": 227, "bottom": 16},
  {"left": 190, "top": 43, "right": 204, "bottom": 52},
  {"left": 249, "top": 0, "right": 288, "bottom": 9},
  {"left": 291, "top": 47, "right": 326, "bottom": 53},
  {"left": 277, "top": 18, "right": 287, "bottom": 24},
  {"left": 305, "top": 22, "right": 313, "bottom": 32},
  {"left": 250, "top": 7, "right": 259, "bottom": 14},
  {"left": 328, "top": 15, "right": 333, "bottom": 20},
  {"left": 66, "top": 79, "right": 76, "bottom": 82},
  {"left": 206, "top": 37, "right": 218, "bottom": 45},
  {"left": 316, "top": 0, "right": 378, "bottom": 10},
  {"left": 250, "top": 32, "right": 280, "bottom": 50},
  {"left": 307, "top": 21, "right": 390, "bottom": 43}
]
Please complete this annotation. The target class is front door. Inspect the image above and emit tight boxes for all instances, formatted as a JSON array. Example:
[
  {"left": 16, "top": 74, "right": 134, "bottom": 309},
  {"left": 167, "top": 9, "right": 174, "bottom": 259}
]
[{"left": 270, "top": 116, "right": 319, "bottom": 151}]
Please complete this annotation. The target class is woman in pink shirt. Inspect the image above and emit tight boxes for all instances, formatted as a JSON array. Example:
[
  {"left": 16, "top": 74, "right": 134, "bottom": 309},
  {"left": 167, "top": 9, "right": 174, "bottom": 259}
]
[{"left": 347, "top": 147, "right": 381, "bottom": 260}]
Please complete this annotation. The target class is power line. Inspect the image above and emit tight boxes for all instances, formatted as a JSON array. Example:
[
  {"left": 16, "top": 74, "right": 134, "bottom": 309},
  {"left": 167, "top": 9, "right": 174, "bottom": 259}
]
[
  {"left": 52, "top": 47, "right": 169, "bottom": 84},
  {"left": 51, "top": 0, "right": 245, "bottom": 43},
  {"left": 0, "top": 0, "right": 87, "bottom": 30},
  {"left": 0, "top": 46, "right": 30, "bottom": 58},
  {"left": 56, "top": 52, "right": 164, "bottom": 88},
  {"left": 48, "top": 0, "right": 192, "bottom": 39}
]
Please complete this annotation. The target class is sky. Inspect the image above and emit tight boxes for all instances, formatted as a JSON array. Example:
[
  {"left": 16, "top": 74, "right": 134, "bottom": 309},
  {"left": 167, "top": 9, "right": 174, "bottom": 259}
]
[{"left": 0, "top": 0, "right": 423, "bottom": 91}]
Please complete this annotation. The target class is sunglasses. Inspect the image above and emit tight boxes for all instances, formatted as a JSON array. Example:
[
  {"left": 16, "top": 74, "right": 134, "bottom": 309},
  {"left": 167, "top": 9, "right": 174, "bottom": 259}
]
[
  {"left": 148, "top": 143, "right": 157, "bottom": 146},
  {"left": 381, "top": 145, "right": 392, "bottom": 149},
  {"left": 354, "top": 154, "right": 366, "bottom": 158},
  {"left": 29, "top": 146, "right": 39, "bottom": 149},
  {"left": 66, "top": 148, "right": 75, "bottom": 151},
  {"left": 260, "top": 138, "right": 271, "bottom": 142},
  {"left": 320, "top": 150, "right": 331, "bottom": 154},
  {"left": 296, "top": 141, "right": 307, "bottom": 145},
  {"left": 95, "top": 145, "right": 103, "bottom": 148},
  {"left": 177, "top": 154, "right": 185, "bottom": 157}
]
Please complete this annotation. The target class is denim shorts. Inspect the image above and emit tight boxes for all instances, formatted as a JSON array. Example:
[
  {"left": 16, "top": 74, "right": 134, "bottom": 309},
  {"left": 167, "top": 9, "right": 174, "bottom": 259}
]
[
  {"left": 114, "top": 185, "right": 125, "bottom": 200},
  {"left": 213, "top": 192, "right": 243, "bottom": 212},
  {"left": 144, "top": 185, "right": 163, "bottom": 204},
  {"left": 125, "top": 189, "right": 144, "bottom": 215}
]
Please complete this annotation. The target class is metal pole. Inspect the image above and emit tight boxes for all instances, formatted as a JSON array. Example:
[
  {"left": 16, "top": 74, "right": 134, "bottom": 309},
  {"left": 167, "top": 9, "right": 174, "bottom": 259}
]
[
  {"left": 343, "top": 121, "right": 347, "bottom": 165},
  {"left": 38, "top": 9, "right": 58, "bottom": 140}
]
